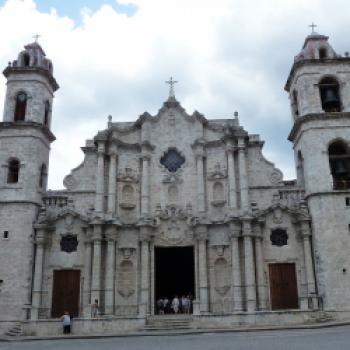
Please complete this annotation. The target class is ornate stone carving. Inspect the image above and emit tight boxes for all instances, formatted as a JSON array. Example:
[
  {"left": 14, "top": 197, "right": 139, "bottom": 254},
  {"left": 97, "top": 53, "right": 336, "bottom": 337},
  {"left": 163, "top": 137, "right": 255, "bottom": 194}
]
[
  {"left": 63, "top": 174, "right": 78, "bottom": 190},
  {"left": 270, "top": 169, "right": 283, "bottom": 184},
  {"left": 162, "top": 170, "right": 183, "bottom": 184},
  {"left": 207, "top": 163, "right": 227, "bottom": 180},
  {"left": 117, "top": 167, "right": 139, "bottom": 183},
  {"left": 60, "top": 234, "right": 78, "bottom": 253},
  {"left": 119, "top": 247, "right": 136, "bottom": 260}
]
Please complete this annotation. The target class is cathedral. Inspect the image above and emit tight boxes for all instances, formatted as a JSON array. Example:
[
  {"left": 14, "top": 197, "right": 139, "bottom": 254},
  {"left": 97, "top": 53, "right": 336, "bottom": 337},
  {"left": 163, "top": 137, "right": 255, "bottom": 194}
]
[{"left": 1, "top": 30, "right": 350, "bottom": 336}]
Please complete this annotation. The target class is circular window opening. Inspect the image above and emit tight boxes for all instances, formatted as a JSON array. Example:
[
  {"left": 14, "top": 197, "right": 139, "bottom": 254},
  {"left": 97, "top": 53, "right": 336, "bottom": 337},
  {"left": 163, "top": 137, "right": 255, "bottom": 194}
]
[{"left": 160, "top": 148, "right": 185, "bottom": 172}]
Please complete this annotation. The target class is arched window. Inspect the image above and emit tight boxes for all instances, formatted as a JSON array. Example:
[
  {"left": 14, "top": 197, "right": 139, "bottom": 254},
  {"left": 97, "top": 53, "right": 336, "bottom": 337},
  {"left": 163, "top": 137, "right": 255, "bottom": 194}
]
[
  {"left": 39, "top": 164, "right": 47, "bottom": 188},
  {"left": 23, "top": 53, "right": 30, "bottom": 67},
  {"left": 14, "top": 92, "right": 27, "bottom": 121},
  {"left": 319, "top": 48, "right": 327, "bottom": 59},
  {"left": 329, "top": 141, "right": 350, "bottom": 189},
  {"left": 7, "top": 159, "right": 20, "bottom": 184},
  {"left": 319, "top": 77, "right": 341, "bottom": 112},
  {"left": 44, "top": 100, "right": 50, "bottom": 126}
]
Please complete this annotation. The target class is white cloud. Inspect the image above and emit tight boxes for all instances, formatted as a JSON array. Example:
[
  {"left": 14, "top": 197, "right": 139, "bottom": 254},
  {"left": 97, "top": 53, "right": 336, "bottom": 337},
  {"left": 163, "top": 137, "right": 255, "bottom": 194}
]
[{"left": 0, "top": 0, "right": 349, "bottom": 188}]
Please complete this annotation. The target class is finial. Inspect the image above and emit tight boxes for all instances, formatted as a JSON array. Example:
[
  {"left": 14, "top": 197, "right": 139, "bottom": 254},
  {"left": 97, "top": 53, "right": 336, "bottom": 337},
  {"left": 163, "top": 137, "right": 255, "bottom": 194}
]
[
  {"left": 234, "top": 111, "right": 239, "bottom": 118},
  {"left": 33, "top": 34, "right": 41, "bottom": 43},
  {"left": 165, "top": 76, "right": 178, "bottom": 98},
  {"left": 308, "top": 22, "right": 317, "bottom": 34},
  {"left": 107, "top": 115, "right": 112, "bottom": 127}
]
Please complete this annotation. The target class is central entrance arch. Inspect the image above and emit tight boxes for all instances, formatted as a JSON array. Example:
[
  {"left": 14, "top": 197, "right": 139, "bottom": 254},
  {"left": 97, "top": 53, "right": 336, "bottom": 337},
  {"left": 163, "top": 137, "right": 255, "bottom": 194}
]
[{"left": 154, "top": 246, "right": 195, "bottom": 311}]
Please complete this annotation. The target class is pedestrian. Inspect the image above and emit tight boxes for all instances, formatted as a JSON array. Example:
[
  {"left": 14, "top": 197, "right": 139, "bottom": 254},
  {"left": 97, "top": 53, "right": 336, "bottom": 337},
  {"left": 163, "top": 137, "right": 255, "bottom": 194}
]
[
  {"left": 91, "top": 299, "right": 99, "bottom": 318},
  {"left": 60, "top": 311, "right": 71, "bottom": 334},
  {"left": 157, "top": 298, "right": 164, "bottom": 314},
  {"left": 182, "top": 295, "right": 190, "bottom": 314},
  {"left": 172, "top": 295, "right": 180, "bottom": 314},
  {"left": 163, "top": 297, "right": 169, "bottom": 314}
]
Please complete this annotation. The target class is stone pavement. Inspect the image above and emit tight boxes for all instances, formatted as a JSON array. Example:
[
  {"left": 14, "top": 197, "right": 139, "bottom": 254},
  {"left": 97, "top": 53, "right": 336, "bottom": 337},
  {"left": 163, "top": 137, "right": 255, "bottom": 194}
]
[
  {"left": 1, "top": 319, "right": 350, "bottom": 343},
  {"left": 1, "top": 325, "right": 350, "bottom": 350}
]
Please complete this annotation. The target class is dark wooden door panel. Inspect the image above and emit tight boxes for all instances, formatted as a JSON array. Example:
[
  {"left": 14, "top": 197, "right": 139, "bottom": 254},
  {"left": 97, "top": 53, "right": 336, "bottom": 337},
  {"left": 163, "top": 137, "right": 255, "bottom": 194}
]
[
  {"left": 269, "top": 263, "right": 298, "bottom": 310},
  {"left": 51, "top": 270, "right": 80, "bottom": 318}
]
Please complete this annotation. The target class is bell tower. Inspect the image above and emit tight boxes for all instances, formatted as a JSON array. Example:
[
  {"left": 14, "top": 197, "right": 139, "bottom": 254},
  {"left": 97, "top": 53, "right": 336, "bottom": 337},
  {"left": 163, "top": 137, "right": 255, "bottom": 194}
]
[
  {"left": 286, "top": 29, "right": 350, "bottom": 311},
  {"left": 0, "top": 41, "right": 59, "bottom": 321}
]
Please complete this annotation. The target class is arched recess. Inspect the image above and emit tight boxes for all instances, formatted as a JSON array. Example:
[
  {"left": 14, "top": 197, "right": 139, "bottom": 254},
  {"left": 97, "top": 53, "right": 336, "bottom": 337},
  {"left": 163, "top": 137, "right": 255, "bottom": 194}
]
[
  {"left": 291, "top": 90, "right": 299, "bottom": 117},
  {"left": 328, "top": 140, "right": 350, "bottom": 189},
  {"left": 214, "top": 257, "right": 230, "bottom": 296},
  {"left": 39, "top": 164, "right": 47, "bottom": 188},
  {"left": 122, "top": 185, "right": 134, "bottom": 203},
  {"left": 319, "top": 76, "right": 341, "bottom": 112},
  {"left": 118, "top": 260, "right": 136, "bottom": 298},
  {"left": 296, "top": 150, "right": 305, "bottom": 187},
  {"left": 213, "top": 182, "right": 224, "bottom": 201},
  {"left": 14, "top": 92, "right": 27, "bottom": 121},
  {"left": 7, "top": 158, "right": 20, "bottom": 183},
  {"left": 44, "top": 100, "right": 50, "bottom": 126},
  {"left": 168, "top": 185, "right": 179, "bottom": 204}
]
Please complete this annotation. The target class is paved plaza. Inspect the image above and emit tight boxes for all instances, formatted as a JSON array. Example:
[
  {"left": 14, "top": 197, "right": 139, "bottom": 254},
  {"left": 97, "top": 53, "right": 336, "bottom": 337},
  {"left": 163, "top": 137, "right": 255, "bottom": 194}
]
[{"left": 1, "top": 326, "right": 350, "bottom": 350}]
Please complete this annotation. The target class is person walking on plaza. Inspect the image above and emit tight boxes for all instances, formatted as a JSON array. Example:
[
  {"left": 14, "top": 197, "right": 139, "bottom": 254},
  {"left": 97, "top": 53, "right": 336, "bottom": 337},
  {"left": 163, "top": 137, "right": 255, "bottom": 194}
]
[
  {"left": 60, "top": 311, "right": 71, "bottom": 334},
  {"left": 172, "top": 295, "right": 180, "bottom": 314}
]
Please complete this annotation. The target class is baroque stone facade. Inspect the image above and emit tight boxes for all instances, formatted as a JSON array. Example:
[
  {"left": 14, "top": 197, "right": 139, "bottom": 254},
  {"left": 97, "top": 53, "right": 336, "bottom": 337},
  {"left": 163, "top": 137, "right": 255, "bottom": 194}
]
[{"left": 1, "top": 31, "right": 350, "bottom": 335}]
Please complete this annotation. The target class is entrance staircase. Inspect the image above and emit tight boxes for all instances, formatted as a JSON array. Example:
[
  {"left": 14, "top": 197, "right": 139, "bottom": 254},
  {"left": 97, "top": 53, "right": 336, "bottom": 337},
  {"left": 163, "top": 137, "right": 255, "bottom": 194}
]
[
  {"left": 5, "top": 323, "right": 23, "bottom": 337},
  {"left": 144, "top": 315, "right": 194, "bottom": 331}
]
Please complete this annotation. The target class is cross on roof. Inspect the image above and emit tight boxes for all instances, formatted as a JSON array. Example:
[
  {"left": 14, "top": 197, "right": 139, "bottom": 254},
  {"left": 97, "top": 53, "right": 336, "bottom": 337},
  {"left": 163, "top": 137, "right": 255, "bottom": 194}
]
[
  {"left": 165, "top": 77, "right": 178, "bottom": 98},
  {"left": 309, "top": 22, "right": 317, "bottom": 33},
  {"left": 33, "top": 34, "right": 41, "bottom": 43}
]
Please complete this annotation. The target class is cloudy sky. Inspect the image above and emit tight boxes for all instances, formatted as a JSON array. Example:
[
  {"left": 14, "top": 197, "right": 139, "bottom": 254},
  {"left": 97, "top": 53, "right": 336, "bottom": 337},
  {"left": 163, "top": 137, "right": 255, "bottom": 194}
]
[{"left": 0, "top": 0, "right": 349, "bottom": 189}]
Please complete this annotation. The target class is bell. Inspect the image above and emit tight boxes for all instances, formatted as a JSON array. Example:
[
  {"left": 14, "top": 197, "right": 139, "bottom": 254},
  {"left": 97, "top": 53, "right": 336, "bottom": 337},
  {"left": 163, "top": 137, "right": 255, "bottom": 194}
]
[{"left": 322, "top": 88, "right": 341, "bottom": 111}]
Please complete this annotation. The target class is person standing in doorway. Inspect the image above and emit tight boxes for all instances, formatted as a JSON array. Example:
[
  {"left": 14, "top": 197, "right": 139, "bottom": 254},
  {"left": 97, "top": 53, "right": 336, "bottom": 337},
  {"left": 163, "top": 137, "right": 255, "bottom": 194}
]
[
  {"left": 172, "top": 295, "right": 180, "bottom": 314},
  {"left": 60, "top": 311, "right": 71, "bottom": 334}
]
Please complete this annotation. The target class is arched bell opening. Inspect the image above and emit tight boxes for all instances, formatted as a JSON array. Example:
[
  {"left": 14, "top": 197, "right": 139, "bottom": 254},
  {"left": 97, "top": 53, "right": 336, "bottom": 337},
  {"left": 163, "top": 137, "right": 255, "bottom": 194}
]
[
  {"left": 319, "top": 77, "right": 341, "bottom": 112},
  {"left": 328, "top": 141, "right": 350, "bottom": 190}
]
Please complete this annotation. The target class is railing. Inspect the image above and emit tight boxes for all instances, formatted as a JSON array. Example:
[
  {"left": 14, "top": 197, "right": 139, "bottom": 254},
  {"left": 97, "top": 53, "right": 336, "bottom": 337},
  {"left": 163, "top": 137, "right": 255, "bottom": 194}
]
[
  {"left": 278, "top": 188, "right": 306, "bottom": 208},
  {"left": 43, "top": 193, "right": 68, "bottom": 208}
]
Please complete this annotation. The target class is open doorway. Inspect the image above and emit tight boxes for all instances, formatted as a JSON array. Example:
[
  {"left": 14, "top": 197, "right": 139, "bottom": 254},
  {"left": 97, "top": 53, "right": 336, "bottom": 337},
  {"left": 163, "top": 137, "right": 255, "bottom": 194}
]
[{"left": 155, "top": 246, "right": 195, "bottom": 314}]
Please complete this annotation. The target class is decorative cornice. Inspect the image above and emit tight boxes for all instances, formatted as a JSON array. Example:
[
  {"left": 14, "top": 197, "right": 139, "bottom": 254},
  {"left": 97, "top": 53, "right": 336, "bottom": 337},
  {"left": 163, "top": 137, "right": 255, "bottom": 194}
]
[{"left": 288, "top": 112, "right": 350, "bottom": 142}]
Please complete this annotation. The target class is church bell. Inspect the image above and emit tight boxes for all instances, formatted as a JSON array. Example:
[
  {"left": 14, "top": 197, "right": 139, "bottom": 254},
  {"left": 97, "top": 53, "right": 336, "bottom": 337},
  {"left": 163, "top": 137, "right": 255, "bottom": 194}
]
[{"left": 322, "top": 88, "right": 341, "bottom": 111}]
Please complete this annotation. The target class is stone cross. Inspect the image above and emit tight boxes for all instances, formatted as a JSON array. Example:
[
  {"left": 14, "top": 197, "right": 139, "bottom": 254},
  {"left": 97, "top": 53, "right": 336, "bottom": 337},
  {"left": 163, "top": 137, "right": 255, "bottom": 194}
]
[
  {"left": 33, "top": 34, "right": 41, "bottom": 43},
  {"left": 165, "top": 77, "right": 178, "bottom": 98},
  {"left": 309, "top": 22, "right": 317, "bottom": 33}
]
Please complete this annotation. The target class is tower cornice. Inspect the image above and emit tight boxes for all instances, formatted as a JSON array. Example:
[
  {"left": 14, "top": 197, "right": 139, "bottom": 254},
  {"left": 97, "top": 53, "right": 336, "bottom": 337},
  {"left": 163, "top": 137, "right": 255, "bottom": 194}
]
[
  {"left": 285, "top": 57, "right": 350, "bottom": 92},
  {"left": 288, "top": 112, "right": 350, "bottom": 142},
  {"left": 3, "top": 66, "right": 59, "bottom": 92}
]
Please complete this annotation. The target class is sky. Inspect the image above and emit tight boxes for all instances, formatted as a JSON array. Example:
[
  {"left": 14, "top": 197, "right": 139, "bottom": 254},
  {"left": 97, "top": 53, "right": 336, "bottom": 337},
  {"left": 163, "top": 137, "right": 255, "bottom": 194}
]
[{"left": 0, "top": 0, "right": 349, "bottom": 190}]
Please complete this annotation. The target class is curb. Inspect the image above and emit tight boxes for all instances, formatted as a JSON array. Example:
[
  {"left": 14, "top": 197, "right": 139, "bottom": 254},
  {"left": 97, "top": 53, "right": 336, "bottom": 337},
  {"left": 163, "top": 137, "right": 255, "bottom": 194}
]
[{"left": 1, "top": 321, "right": 350, "bottom": 342}]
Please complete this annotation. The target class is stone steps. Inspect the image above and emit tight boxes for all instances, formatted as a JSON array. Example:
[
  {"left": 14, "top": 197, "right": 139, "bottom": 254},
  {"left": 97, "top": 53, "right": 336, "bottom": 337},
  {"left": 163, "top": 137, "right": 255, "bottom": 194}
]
[
  {"left": 5, "top": 323, "right": 23, "bottom": 337},
  {"left": 144, "top": 316, "right": 193, "bottom": 331}
]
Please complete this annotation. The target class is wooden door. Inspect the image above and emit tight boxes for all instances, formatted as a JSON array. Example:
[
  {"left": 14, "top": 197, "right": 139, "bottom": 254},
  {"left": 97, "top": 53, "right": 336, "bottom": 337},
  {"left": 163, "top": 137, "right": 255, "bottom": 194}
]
[
  {"left": 269, "top": 263, "right": 298, "bottom": 310},
  {"left": 51, "top": 270, "right": 80, "bottom": 318}
]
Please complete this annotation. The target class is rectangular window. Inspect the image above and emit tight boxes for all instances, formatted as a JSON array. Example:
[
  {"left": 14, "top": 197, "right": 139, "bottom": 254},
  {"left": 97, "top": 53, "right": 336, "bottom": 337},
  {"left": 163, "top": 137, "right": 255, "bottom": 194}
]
[
  {"left": 346, "top": 197, "right": 350, "bottom": 207},
  {"left": 3, "top": 231, "right": 9, "bottom": 239}
]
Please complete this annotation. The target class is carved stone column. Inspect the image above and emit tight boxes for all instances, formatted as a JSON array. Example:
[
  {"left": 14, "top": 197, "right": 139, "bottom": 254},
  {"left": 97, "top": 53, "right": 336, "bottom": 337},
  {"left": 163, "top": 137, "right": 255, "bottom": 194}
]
[
  {"left": 139, "top": 228, "right": 151, "bottom": 316},
  {"left": 243, "top": 219, "right": 256, "bottom": 312},
  {"left": 95, "top": 142, "right": 105, "bottom": 213},
  {"left": 193, "top": 142, "right": 206, "bottom": 213},
  {"left": 31, "top": 229, "right": 46, "bottom": 319},
  {"left": 237, "top": 138, "right": 249, "bottom": 211},
  {"left": 105, "top": 227, "right": 117, "bottom": 315},
  {"left": 83, "top": 227, "right": 93, "bottom": 317},
  {"left": 91, "top": 225, "right": 102, "bottom": 305},
  {"left": 141, "top": 155, "right": 150, "bottom": 217},
  {"left": 107, "top": 144, "right": 118, "bottom": 216},
  {"left": 226, "top": 145, "right": 237, "bottom": 210},
  {"left": 196, "top": 226, "right": 209, "bottom": 313},
  {"left": 230, "top": 224, "right": 243, "bottom": 311},
  {"left": 301, "top": 220, "right": 317, "bottom": 309},
  {"left": 254, "top": 222, "right": 267, "bottom": 310}
]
